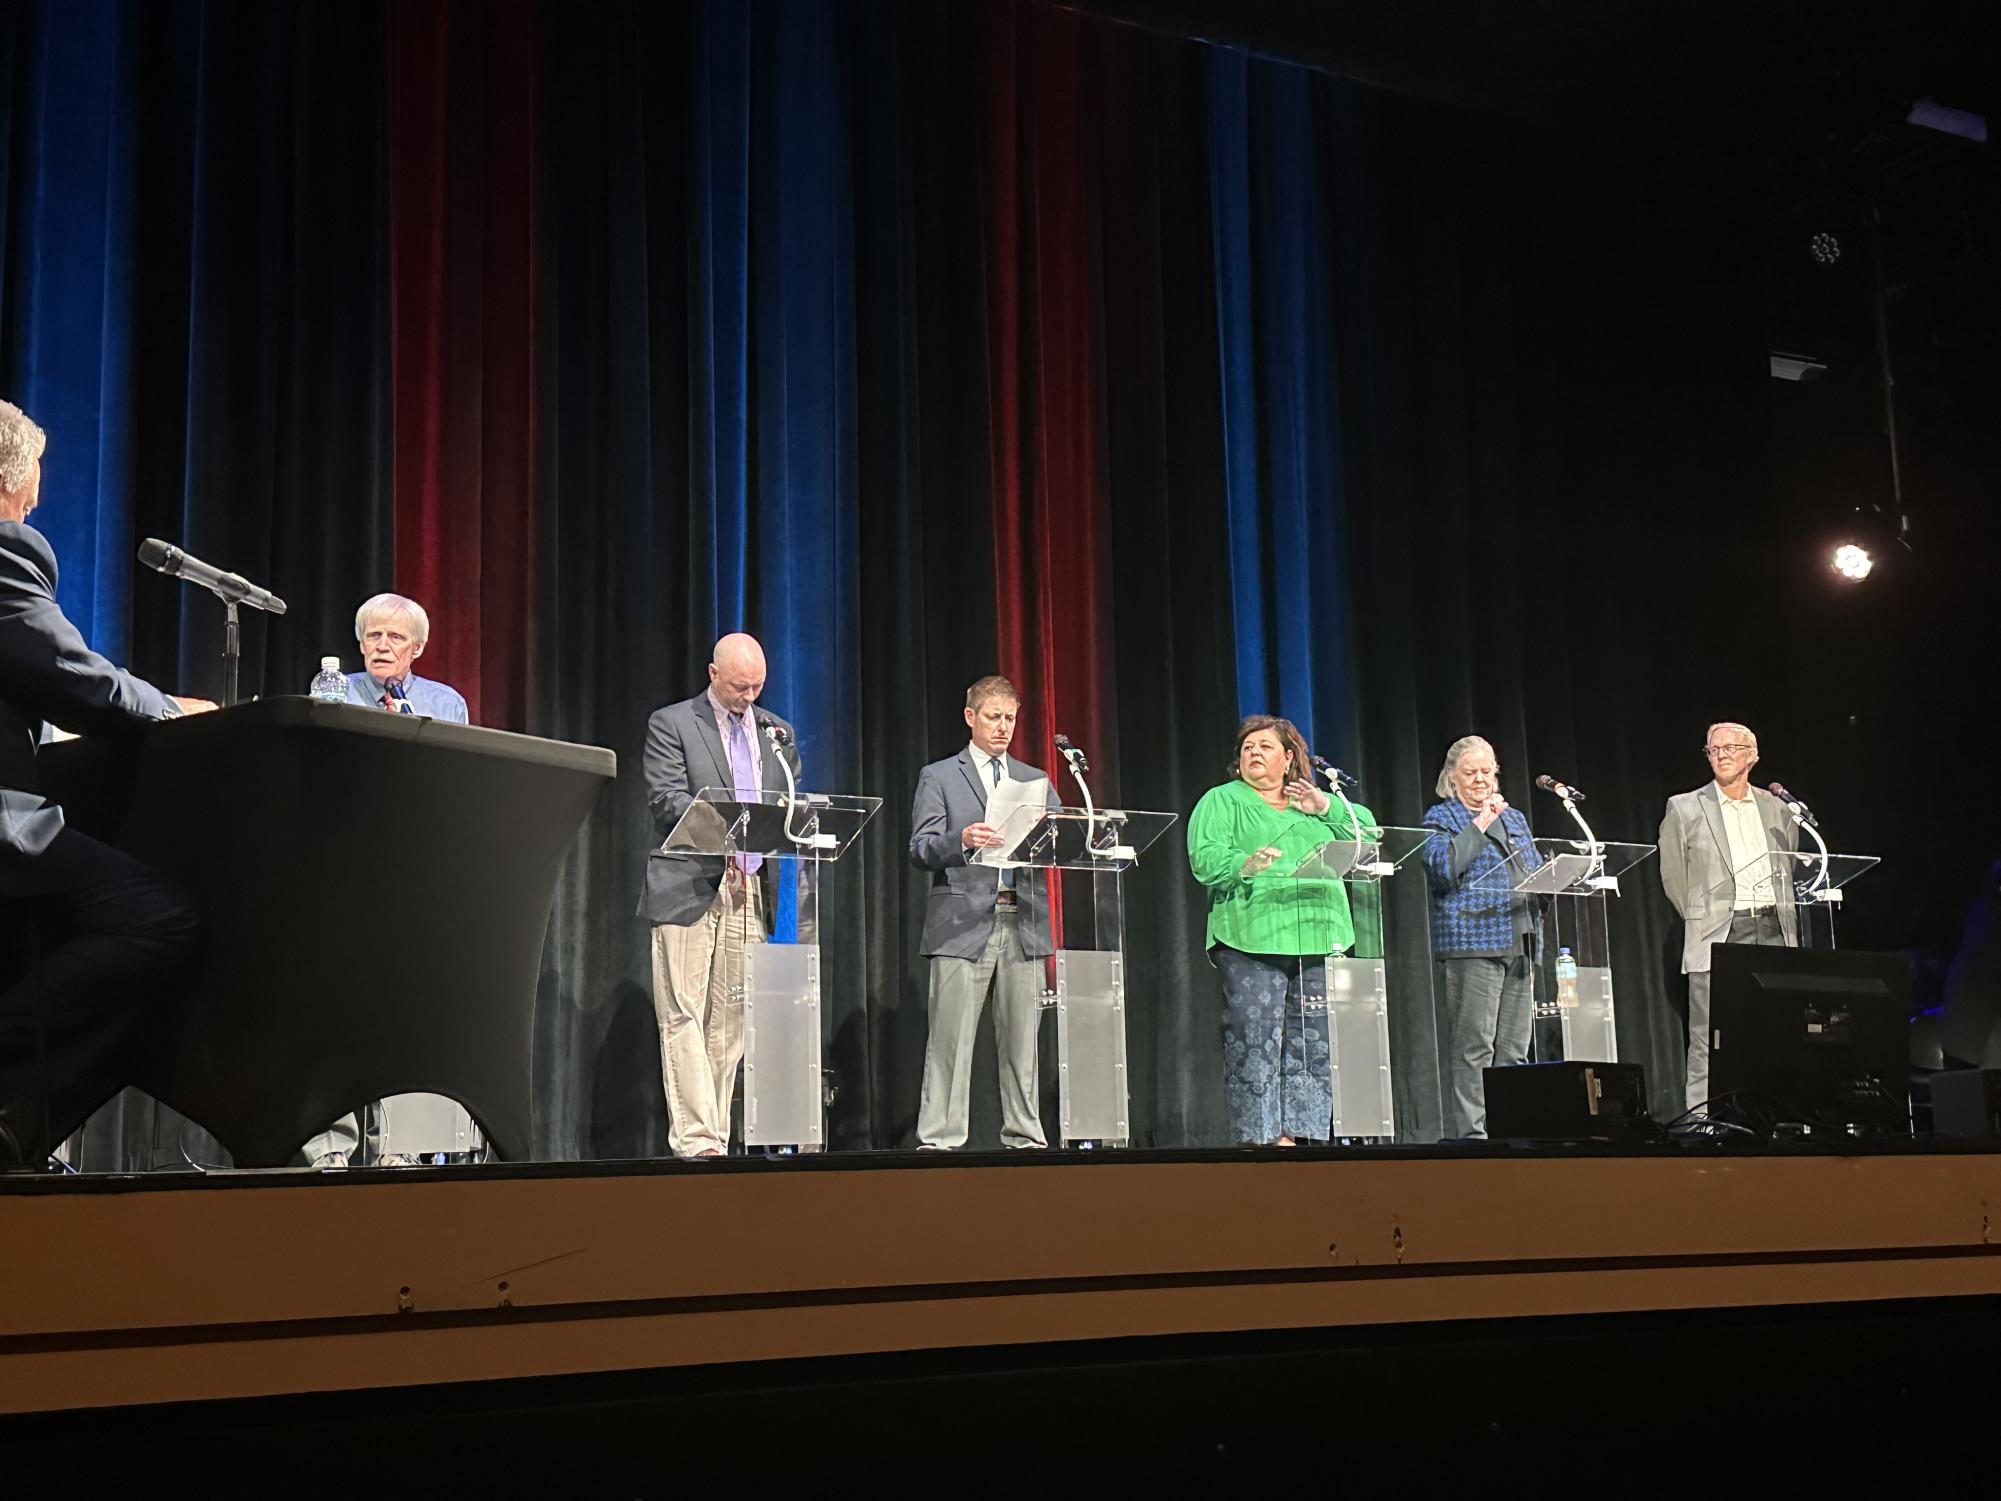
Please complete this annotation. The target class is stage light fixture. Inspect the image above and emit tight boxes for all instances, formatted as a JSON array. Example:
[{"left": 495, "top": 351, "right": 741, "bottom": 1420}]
[
  {"left": 1809, "top": 232, "right": 1842, "bottom": 265},
  {"left": 1832, "top": 543, "right": 1874, "bottom": 581}
]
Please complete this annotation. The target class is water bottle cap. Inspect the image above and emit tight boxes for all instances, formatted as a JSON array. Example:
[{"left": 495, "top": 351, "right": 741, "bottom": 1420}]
[
  {"left": 320, "top": 656, "right": 340, "bottom": 670},
  {"left": 1559, "top": 946, "right": 1572, "bottom": 955}
]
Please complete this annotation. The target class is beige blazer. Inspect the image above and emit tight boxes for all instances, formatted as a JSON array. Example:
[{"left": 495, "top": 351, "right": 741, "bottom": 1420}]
[{"left": 1657, "top": 782, "right": 1800, "bottom": 974}]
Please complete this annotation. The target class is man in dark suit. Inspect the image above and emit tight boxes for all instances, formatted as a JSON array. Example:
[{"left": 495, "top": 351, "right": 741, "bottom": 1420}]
[
  {"left": 908, "top": 675, "right": 1057, "bottom": 1150},
  {"left": 636, "top": 632, "right": 799, "bottom": 1158},
  {"left": 0, "top": 399, "right": 213, "bottom": 1166}
]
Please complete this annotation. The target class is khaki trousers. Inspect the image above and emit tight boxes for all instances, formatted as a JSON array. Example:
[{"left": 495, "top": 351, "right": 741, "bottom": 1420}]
[
  {"left": 915, "top": 909, "right": 1047, "bottom": 1150},
  {"left": 651, "top": 872, "right": 762, "bottom": 1157}
]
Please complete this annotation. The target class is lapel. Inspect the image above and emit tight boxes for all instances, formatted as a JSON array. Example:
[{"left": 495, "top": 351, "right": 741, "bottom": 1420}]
[
  {"left": 1696, "top": 782, "right": 1729, "bottom": 865},
  {"left": 957, "top": 747, "right": 987, "bottom": 810},
  {"left": 690, "top": 693, "right": 734, "bottom": 793}
]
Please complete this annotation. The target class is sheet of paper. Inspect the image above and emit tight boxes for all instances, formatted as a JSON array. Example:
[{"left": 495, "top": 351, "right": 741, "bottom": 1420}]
[{"left": 977, "top": 774, "right": 1050, "bottom": 868}]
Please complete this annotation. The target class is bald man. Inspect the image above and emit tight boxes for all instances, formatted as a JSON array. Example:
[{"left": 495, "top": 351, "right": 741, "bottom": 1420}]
[{"left": 636, "top": 634, "right": 800, "bottom": 1158}]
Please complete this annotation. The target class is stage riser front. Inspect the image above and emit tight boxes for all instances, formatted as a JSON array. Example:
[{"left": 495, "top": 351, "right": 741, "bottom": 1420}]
[{"left": 3, "top": 1150, "right": 1999, "bottom": 1415}]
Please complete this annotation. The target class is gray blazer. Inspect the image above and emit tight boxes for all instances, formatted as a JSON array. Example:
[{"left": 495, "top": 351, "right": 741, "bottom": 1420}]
[
  {"left": 636, "top": 692, "right": 800, "bottom": 929},
  {"left": 908, "top": 748, "right": 1060, "bottom": 961},
  {"left": 1658, "top": 782, "right": 1799, "bottom": 975}
]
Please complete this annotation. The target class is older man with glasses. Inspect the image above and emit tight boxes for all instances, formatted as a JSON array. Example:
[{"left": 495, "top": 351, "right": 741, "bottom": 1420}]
[{"left": 1658, "top": 722, "right": 1799, "bottom": 1113}]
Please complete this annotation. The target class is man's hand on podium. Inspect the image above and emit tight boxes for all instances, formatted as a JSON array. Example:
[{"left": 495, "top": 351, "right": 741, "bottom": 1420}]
[
  {"left": 961, "top": 821, "right": 1005, "bottom": 852},
  {"left": 172, "top": 696, "right": 220, "bottom": 716}
]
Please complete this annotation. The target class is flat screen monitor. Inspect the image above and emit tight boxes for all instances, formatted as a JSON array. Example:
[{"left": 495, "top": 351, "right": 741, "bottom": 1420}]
[{"left": 1708, "top": 944, "right": 1909, "bottom": 1135}]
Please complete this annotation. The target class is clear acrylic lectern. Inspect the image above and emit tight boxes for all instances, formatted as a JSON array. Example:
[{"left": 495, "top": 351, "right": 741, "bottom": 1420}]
[
  {"left": 1705, "top": 848, "right": 1881, "bottom": 952},
  {"left": 1279, "top": 823, "right": 1439, "bottom": 1140},
  {"left": 660, "top": 786, "right": 880, "bottom": 1151},
  {"left": 978, "top": 802, "right": 1179, "bottom": 1148},
  {"left": 1471, "top": 837, "right": 1657, "bottom": 1063}
]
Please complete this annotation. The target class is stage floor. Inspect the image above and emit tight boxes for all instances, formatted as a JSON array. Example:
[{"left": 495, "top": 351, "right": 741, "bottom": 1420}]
[{"left": 5, "top": 1141, "right": 2001, "bottom": 1426}]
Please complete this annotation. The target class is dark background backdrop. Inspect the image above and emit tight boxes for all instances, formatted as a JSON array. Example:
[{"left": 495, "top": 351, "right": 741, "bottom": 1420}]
[{"left": 2, "top": 0, "right": 1993, "bottom": 1161}]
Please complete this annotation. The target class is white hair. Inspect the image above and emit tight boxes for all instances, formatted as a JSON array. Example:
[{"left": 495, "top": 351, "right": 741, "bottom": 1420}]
[
  {"left": 1435, "top": 735, "right": 1497, "bottom": 800},
  {"left": 354, "top": 592, "right": 431, "bottom": 646},
  {"left": 0, "top": 400, "right": 47, "bottom": 497},
  {"left": 1705, "top": 721, "right": 1757, "bottom": 748}
]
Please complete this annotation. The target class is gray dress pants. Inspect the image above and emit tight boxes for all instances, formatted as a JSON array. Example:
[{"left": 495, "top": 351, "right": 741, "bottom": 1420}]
[
  {"left": 1685, "top": 907, "right": 1787, "bottom": 1112},
  {"left": 916, "top": 908, "right": 1047, "bottom": 1149},
  {"left": 1437, "top": 951, "right": 1534, "bottom": 1139}
]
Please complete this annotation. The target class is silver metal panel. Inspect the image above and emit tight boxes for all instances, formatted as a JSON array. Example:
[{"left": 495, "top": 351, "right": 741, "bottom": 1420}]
[
  {"left": 1558, "top": 964, "right": 1619, "bottom": 1063},
  {"left": 373, "top": 1093, "right": 484, "bottom": 1160},
  {"left": 743, "top": 942, "right": 823, "bottom": 1150},
  {"left": 1055, "top": 949, "right": 1128, "bottom": 1146},
  {"left": 1327, "top": 956, "right": 1395, "bottom": 1139}
]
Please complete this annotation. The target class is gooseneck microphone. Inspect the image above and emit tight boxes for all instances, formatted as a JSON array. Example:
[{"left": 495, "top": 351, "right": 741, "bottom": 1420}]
[
  {"left": 1768, "top": 781, "right": 1818, "bottom": 828},
  {"left": 1535, "top": 774, "right": 1587, "bottom": 803},
  {"left": 137, "top": 538, "right": 288, "bottom": 614},
  {"left": 1310, "top": 754, "right": 1358, "bottom": 789},
  {"left": 1053, "top": 733, "right": 1090, "bottom": 773},
  {"left": 386, "top": 678, "right": 416, "bottom": 715}
]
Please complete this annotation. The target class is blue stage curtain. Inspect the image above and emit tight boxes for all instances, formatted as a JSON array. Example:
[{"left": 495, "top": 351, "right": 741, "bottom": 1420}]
[
  {"left": 0, "top": 0, "right": 138, "bottom": 656},
  {"left": 539, "top": 0, "right": 884, "bottom": 1152},
  {"left": 1206, "top": 48, "right": 1359, "bottom": 764}
]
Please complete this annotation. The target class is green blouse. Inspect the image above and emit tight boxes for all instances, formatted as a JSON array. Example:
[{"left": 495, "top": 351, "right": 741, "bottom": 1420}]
[{"left": 1186, "top": 777, "right": 1359, "bottom": 956}]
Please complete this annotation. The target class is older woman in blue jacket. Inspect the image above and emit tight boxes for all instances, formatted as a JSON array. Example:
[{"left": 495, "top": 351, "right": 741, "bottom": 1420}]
[{"left": 1421, "top": 734, "right": 1543, "bottom": 1139}]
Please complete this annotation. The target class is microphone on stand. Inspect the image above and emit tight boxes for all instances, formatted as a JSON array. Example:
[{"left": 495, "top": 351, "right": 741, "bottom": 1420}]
[
  {"left": 1310, "top": 755, "right": 1357, "bottom": 790},
  {"left": 1768, "top": 781, "right": 1818, "bottom": 828},
  {"left": 1535, "top": 774, "right": 1587, "bottom": 803},
  {"left": 137, "top": 538, "right": 287, "bottom": 614},
  {"left": 1053, "top": 734, "right": 1090, "bottom": 773}
]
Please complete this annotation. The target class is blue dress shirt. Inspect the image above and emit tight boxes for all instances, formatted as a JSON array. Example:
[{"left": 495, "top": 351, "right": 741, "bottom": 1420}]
[{"left": 343, "top": 671, "right": 469, "bottom": 724}]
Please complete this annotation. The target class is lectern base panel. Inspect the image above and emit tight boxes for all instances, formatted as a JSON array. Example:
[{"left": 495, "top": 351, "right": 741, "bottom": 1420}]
[
  {"left": 743, "top": 942, "right": 824, "bottom": 1151},
  {"left": 1056, "top": 949, "right": 1129, "bottom": 1147}
]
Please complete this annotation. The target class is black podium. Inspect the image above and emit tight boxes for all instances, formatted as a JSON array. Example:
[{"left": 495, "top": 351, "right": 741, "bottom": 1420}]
[{"left": 37, "top": 698, "right": 616, "bottom": 1165}]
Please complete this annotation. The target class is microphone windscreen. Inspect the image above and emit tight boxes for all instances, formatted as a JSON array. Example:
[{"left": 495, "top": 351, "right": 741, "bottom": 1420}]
[{"left": 137, "top": 537, "right": 174, "bottom": 570}]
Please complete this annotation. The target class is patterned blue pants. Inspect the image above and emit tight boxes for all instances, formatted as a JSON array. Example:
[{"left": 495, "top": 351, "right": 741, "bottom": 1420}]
[{"left": 1213, "top": 946, "right": 1331, "bottom": 1145}]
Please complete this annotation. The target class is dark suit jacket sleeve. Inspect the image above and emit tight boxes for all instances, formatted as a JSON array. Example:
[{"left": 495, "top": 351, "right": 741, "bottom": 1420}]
[
  {"left": 908, "top": 763, "right": 964, "bottom": 871},
  {"left": 0, "top": 525, "right": 174, "bottom": 732},
  {"left": 642, "top": 706, "right": 693, "bottom": 841}
]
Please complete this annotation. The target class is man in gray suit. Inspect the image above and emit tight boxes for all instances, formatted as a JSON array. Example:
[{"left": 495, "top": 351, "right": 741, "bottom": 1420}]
[
  {"left": 1658, "top": 721, "right": 1799, "bottom": 1112},
  {"left": 909, "top": 675, "right": 1057, "bottom": 1150},
  {"left": 637, "top": 633, "right": 798, "bottom": 1158}
]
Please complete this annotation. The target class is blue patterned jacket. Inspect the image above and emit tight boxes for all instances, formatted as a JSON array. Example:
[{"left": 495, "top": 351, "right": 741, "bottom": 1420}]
[{"left": 1421, "top": 797, "right": 1544, "bottom": 958}]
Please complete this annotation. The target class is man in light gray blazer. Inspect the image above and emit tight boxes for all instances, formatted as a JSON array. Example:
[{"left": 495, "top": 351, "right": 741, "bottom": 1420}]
[
  {"left": 1658, "top": 721, "right": 1799, "bottom": 1112},
  {"left": 908, "top": 675, "right": 1058, "bottom": 1149},
  {"left": 637, "top": 633, "right": 799, "bottom": 1158}
]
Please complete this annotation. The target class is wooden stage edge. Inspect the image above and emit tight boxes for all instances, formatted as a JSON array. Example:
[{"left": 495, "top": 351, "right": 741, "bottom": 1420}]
[{"left": 3, "top": 1145, "right": 1999, "bottom": 1416}]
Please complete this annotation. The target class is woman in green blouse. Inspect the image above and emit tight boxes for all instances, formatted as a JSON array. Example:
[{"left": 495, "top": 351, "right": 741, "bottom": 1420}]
[{"left": 1187, "top": 715, "right": 1360, "bottom": 1145}]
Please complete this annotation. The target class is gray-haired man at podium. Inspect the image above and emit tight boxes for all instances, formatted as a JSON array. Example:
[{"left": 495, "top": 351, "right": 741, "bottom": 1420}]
[
  {"left": 638, "top": 633, "right": 797, "bottom": 1159},
  {"left": 1658, "top": 721, "right": 1799, "bottom": 1113},
  {"left": 908, "top": 675, "right": 1057, "bottom": 1150}
]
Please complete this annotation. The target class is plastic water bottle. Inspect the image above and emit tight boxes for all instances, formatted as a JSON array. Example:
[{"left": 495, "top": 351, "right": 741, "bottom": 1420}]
[
  {"left": 1555, "top": 947, "right": 1579, "bottom": 1009},
  {"left": 309, "top": 656, "right": 348, "bottom": 703}
]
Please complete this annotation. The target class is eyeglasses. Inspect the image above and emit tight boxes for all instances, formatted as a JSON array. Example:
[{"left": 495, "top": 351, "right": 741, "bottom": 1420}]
[{"left": 1705, "top": 743, "right": 1753, "bottom": 757}]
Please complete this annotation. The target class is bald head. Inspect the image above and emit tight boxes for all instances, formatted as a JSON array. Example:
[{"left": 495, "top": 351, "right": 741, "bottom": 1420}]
[{"left": 708, "top": 633, "right": 767, "bottom": 715}]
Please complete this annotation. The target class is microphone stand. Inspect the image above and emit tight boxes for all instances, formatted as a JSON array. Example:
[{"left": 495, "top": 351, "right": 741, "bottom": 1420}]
[
  {"left": 1313, "top": 766, "right": 1373, "bottom": 877},
  {"left": 220, "top": 598, "right": 241, "bottom": 708},
  {"left": 1552, "top": 789, "right": 1612, "bottom": 889},
  {"left": 1790, "top": 805, "right": 1834, "bottom": 902},
  {"left": 766, "top": 726, "right": 834, "bottom": 851},
  {"left": 1059, "top": 743, "right": 1132, "bottom": 862}
]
